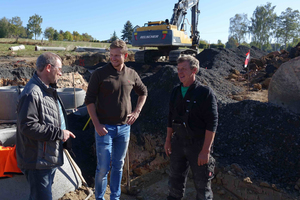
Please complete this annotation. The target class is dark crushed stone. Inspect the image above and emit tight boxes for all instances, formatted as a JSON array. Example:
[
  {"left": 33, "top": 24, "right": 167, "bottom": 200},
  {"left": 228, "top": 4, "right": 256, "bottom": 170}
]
[
  {"left": 196, "top": 46, "right": 266, "bottom": 75},
  {"left": 215, "top": 100, "right": 300, "bottom": 190},
  {"left": 0, "top": 64, "right": 89, "bottom": 84}
]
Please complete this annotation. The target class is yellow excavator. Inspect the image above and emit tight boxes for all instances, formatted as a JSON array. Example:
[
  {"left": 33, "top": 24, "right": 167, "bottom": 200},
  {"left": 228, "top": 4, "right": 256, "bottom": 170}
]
[{"left": 132, "top": 0, "right": 200, "bottom": 63}]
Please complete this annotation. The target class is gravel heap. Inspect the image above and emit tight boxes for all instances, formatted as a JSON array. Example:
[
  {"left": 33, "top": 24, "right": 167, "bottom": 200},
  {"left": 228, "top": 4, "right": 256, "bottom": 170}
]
[
  {"left": 130, "top": 46, "right": 299, "bottom": 192},
  {"left": 216, "top": 101, "right": 300, "bottom": 190},
  {"left": 195, "top": 46, "right": 267, "bottom": 104},
  {"left": 0, "top": 61, "right": 88, "bottom": 82}
]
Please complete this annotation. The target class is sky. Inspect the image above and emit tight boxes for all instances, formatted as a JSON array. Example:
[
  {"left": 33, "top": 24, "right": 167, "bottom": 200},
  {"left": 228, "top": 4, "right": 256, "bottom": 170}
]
[{"left": 1, "top": 0, "right": 299, "bottom": 44}]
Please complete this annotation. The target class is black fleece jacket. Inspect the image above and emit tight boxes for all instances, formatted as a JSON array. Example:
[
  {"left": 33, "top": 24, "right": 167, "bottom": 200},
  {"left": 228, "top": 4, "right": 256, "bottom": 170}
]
[{"left": 168, "top": 80, "right": 218, "bottom": 136}]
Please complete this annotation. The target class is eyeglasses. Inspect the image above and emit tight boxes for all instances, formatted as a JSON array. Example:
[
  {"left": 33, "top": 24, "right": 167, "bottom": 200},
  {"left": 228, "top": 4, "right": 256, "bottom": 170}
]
[{"left": 50, "top": 64, "right": 62, "bottom": 72}]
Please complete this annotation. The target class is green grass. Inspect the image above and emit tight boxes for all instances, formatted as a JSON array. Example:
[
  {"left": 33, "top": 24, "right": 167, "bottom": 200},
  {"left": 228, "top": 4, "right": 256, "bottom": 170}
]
[
  {"left": 0, "top": 38, "right": 202, "bottom": 57},
  {"left": 0, "top": 38, "right": 117, "bottom": 57}
]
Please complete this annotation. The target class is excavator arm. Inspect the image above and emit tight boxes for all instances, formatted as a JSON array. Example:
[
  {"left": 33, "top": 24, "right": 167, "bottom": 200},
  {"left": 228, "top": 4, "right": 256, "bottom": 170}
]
[{"left": 170, "top": 0, "right": 200, "bottom": 47}]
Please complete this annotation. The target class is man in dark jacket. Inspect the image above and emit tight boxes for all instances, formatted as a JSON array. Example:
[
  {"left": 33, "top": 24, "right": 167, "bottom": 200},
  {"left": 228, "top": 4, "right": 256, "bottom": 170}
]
[
  {"left": 164, "top": 55, "right": 218, "bottom": 200},
  {"left": 16, "top": 52, "right": 75, "bottom": 200}
]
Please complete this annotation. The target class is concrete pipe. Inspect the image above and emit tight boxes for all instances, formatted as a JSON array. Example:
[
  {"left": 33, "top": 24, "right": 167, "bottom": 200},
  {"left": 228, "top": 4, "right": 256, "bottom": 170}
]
[
  {"left": 75, "top": 46, "right": 107, "bottom": 53},
  {"left": 35, "top": 46, "right": 66, "bottom": 51},
  {"left": 57, "top": 88, "right": 86, "bottom": 110},
  {"left": 0, "top": 127, "right": 16, "bottom": 146},
  {"left": 0, "top": 86, "right": 23, "bottom": 121},
  {"left": 8, "top": 45, "right": 25, "bottom": 51}
]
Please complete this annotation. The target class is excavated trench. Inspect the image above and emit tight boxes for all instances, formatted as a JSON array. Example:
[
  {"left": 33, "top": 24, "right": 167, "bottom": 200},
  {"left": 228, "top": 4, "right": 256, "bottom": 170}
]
[{"left": 0, "top": 47, "right": 300, "bottom": 199}]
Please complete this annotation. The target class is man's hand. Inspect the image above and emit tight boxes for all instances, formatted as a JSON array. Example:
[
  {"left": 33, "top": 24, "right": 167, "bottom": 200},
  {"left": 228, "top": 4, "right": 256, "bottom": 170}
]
[
  {"left": 95, "top": 124, "right": 108, "bottom": 136},
  {"left": 62, "top": 130, "right": 76, "bottom": 142},
  {"left": 164, "top": 140, "right": 172, "bottom": 157},
  {"left": 127, "top": 111, "right": 140, "bottom": 125},
  {"left": 197, "top": 150, "right": 209, "bottom": 166}
]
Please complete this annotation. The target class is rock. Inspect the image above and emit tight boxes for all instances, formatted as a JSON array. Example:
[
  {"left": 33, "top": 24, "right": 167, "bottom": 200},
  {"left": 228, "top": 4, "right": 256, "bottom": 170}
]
[
  {"left": 253, "top": 83, "right": 262, "bottom": 90},
  {"left": 232, "top": 95, "right": 243, "bottom": 101},
  {"left": 228, "top": 73, "right": 238, "bottom": 79},
  {"left": 260, "top": 182, "right": 271, "bottom": 188},
  {"left": 230, "top": 69, "right": 240, "bottom": 75},
  {"left": 262, "top": 78, "right": 271, "bottom": 89},
  {"left": 268, "top": 56, "right": 300, "bottom": 114},
  {"left": 243, "top": 177, "right": 253, "bottom": 184}
]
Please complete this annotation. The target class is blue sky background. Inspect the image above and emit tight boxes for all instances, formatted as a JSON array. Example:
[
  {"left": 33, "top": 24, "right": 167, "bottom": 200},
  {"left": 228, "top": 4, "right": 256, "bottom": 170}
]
[{"left": 1, "top": 0, "right": 299, "bottom": 44}]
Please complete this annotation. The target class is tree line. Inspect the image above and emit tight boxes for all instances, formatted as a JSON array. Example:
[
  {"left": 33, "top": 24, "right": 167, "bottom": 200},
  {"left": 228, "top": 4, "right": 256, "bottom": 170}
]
[
  {"left": 0, "top": 14, "right": 95, "bottom": 42},
  {"left": 0, "top": 13, "right": 134, "bottom": 44},
  {"left": 2, "top": 3, "right": 298, "bottom": 52},
  {"left": 226, "top": 2, "right": 300, "bottom": 51}
]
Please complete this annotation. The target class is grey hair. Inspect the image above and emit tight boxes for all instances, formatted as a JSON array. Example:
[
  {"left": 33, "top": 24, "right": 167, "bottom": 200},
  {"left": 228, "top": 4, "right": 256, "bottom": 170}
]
[
  {"left": 36, "top": 52, "right": 62, "bottom": 72},
  {"left": 177, "top": 55, "right": 200, "bottom": 74},
  {"left": 110, "top": 39, "right": 128, "bottom": 54}
]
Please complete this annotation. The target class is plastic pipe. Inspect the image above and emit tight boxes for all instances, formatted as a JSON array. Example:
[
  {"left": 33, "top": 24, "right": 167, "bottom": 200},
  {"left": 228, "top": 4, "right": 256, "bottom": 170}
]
[
  {"left": 75, "top": 46, "right": 107, "bottom": 53},
  {"left": 8, "top": 45, "right": 25, "bottom": 51},
  {"left": 35, "top": 46, "right": 66, "bottom": 51}
]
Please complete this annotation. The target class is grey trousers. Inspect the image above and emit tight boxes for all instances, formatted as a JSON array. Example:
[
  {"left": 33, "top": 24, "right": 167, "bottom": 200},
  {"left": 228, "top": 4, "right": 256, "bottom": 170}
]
[{"left": 167, "top": 137, "right": 215, "bottom": 200}]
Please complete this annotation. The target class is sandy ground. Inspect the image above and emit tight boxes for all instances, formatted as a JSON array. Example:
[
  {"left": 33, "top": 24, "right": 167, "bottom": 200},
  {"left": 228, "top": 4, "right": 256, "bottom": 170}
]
[{"left": 60, "top": 169, "right": 237, "bottom": 200}]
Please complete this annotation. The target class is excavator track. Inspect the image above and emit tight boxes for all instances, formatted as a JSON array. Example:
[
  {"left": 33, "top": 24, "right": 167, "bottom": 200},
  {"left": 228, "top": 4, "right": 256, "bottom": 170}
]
[
  {"left": 134, "top": 50, "right": 162, "bottom": 63},
  {"left": 169, "top": 49, "right": 198, "bottom": 63}
]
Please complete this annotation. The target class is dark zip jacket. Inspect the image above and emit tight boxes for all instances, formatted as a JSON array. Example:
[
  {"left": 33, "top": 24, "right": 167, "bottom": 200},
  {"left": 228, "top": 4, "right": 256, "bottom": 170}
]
[
  {"left": 16, "top": 72, "right": 67, "bottom": 170},
  {"left": 168, "top": 80, "right": 218, "bottom": 138}
]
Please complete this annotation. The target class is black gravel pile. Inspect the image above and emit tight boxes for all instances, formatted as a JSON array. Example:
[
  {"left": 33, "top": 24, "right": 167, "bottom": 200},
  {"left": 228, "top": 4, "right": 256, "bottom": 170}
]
[
  {"left": 131, "top": 65, "right": 178, "bottom": 136},
  {"left": 196, "top": 46, "right": 266, "bottom": 74},
  {"left": 0, "top": 64, "right": 88, "bottom": 82},
  {"left": 215, "top": 100, "right": 300, "bottom": 190},
  {"left": 130, "top": 47, "right": 299, "bottom": 192},
  {"left": 131, "top": 46, "right": 269, "bottom": 135},
  {"left": 0, "top": 63, "right": 35, "bottom": 81},
  {"left": 194, "top": 46, "right": 267, "bottom": 104}
]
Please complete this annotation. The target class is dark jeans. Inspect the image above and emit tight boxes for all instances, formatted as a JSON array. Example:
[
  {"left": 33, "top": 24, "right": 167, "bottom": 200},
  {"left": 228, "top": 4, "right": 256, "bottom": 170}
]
[
  {"left": 167, "top": 137, "right": 215, "bottom": 200},
  {"left": 22, "top": 168, "right": 57, "bottom": 200}
]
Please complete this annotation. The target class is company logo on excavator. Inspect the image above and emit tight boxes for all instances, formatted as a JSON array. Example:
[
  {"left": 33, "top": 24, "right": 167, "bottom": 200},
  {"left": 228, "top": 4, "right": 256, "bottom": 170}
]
[{"left": 140, "top": 35, "right": 159, "bottom": 39}]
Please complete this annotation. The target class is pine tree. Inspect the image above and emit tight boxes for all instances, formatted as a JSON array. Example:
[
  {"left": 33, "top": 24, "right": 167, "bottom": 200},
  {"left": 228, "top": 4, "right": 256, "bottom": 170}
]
[{"left": 121, "top": 21, "right": 133, "bottom": 43}]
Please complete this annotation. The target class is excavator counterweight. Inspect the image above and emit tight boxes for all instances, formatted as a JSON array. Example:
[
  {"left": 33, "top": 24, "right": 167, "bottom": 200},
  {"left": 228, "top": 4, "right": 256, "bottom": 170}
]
[{"left": 132, "top": 0, "right": 200, "bottom": 63}]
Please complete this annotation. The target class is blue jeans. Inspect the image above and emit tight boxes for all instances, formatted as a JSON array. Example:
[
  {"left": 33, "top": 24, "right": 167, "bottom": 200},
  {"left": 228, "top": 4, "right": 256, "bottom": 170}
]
[
  {"left": 22, "top": 168, "right": 57, "bottom": 200},
  {"left": 94, "top": 124, "right": 130, "bottom": 200}
]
